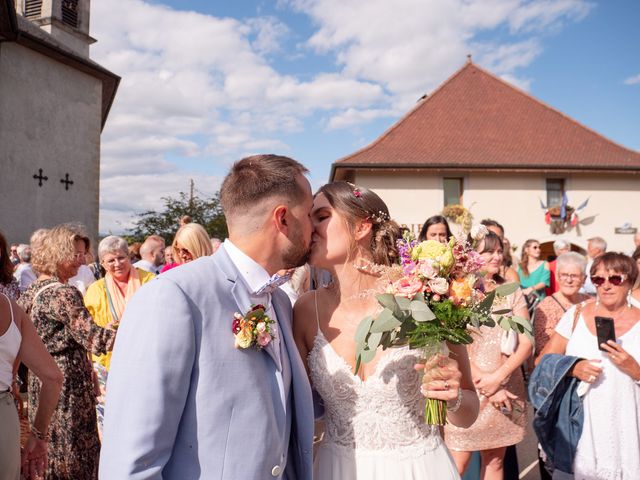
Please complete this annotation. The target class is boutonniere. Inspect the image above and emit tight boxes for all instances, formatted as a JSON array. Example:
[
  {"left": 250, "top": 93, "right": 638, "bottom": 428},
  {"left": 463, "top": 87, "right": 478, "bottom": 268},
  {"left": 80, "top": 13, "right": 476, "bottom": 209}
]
[{"left": 232, "top": 304, "right": 275, "bottom": 349}]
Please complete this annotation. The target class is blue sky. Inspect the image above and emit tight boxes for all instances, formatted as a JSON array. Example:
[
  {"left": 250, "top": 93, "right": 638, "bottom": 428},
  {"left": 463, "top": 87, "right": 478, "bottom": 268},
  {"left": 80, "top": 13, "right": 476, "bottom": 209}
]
[{"left": 91, "top": 0, "right": 640, "bottom": 233}]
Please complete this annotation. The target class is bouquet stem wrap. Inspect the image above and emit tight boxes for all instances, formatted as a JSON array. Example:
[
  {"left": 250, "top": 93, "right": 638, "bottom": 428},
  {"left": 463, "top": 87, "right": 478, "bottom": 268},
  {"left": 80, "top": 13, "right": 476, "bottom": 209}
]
[{"left": 423, "top": 344, "right": 448, "bottom": 426}]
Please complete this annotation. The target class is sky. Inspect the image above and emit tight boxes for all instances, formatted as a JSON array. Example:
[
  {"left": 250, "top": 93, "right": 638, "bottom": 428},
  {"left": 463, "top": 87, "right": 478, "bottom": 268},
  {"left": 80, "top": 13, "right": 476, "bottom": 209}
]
[{"left": 90, "top": 0, "right": 640, "bottom": 234}]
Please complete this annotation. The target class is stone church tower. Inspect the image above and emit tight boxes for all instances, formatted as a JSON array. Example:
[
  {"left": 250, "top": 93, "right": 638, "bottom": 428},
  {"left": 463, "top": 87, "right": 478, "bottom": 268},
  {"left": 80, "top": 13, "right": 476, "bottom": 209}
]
[
  {"left": 19, "top": 0, "right": 95, "bottom": 56},
  {"left": 0, "top": 0, "right": 119, "bottom": 244}
]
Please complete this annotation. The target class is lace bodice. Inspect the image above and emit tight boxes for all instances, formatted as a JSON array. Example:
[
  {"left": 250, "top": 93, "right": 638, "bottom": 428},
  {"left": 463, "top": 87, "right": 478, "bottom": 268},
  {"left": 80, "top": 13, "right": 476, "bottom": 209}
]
[{"left": 309, "top": 329, "right": 442, "bottom": 454}]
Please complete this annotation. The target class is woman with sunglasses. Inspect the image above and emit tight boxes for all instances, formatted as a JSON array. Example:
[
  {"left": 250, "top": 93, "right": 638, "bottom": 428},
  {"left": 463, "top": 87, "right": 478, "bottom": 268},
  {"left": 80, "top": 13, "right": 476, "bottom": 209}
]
[
  {"left": 518, "top": 239, "right": 550, "bottom": 302},
  {"left": 160, "top": 223, "right": 213, "bottom": 273},
  {"left": 538, "top": 252, "right": 640, "bottom": 479},
  {"left": 630, "top": 247, "right": 640, "bottom": 308},
  {"left": 533, "top": 252, "right": 590, "bottom": 358}
]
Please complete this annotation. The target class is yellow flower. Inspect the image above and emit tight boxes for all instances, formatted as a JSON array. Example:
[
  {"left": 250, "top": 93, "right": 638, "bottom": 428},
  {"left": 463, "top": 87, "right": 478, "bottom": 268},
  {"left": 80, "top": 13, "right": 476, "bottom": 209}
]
[
  {"left": 412, "top": 240, "right": 445, "bottom": 261},
  {"left": 234, "top": 327, "right": 253, "bottom": 349},
  {"left": 412, "top": 240, "right": 454, "bottom": 269}
]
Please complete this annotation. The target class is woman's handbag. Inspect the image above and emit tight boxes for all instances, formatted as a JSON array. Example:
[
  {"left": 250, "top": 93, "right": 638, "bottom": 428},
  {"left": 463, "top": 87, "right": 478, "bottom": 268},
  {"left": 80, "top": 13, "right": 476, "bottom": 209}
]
[{"left": 501, "top": 329, "right": 518, "bottom": 356}]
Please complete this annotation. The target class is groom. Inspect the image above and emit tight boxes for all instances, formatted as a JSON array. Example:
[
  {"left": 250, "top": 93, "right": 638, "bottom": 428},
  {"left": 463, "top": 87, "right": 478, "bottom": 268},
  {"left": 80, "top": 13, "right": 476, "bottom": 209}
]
[{"left": 99, "top": 155, "right": 315, "bottom": 479}]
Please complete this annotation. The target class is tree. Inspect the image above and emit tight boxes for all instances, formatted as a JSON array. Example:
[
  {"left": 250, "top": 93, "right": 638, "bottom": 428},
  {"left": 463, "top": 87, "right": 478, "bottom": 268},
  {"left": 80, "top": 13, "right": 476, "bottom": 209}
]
[{"left": 126, "top": 191, "right": 228, "bottom": 244}]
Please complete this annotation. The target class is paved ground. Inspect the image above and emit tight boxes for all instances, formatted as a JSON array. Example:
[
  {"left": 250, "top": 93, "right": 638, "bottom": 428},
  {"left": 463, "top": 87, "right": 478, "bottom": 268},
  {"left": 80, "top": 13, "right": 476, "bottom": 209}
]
[{"left": 516, "top": 404, "right": 542, "bottom": 480}]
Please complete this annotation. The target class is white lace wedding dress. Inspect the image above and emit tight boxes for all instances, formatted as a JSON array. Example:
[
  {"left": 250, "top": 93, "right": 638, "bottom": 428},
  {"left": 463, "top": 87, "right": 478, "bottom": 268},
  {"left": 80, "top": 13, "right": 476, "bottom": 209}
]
[{"left": 308, "top": 326, "right": 461, "bottom": 479}]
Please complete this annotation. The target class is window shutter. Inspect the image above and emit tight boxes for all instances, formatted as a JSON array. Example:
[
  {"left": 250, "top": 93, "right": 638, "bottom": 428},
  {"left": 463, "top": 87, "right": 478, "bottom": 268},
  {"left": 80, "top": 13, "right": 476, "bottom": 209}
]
[
  {"left": 61, "top": 0, "right": 79, "bottom": 28},
  {"left": 24, "top": 0, "right": 43, "bottom": 18}
]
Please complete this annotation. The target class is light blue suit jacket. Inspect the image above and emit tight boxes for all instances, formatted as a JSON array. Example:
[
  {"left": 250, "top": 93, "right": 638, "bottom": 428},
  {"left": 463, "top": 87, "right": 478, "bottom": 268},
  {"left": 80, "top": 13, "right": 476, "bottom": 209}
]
[{"left": 99, "top": 249, "right": 314, "bottom": 479}]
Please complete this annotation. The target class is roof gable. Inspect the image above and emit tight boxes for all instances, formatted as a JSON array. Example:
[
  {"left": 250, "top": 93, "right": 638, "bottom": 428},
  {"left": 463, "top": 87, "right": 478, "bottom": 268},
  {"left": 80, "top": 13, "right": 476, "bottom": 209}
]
[{"left": 333, "top": 61, "right": 640, "bottom": 174}]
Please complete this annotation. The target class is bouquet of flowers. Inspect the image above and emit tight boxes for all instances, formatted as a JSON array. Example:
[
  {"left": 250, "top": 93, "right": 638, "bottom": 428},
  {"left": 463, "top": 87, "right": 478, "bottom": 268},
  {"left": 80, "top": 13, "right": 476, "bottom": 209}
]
[{"left": 354, "top": 226, "right": 533, "bottom": 425}]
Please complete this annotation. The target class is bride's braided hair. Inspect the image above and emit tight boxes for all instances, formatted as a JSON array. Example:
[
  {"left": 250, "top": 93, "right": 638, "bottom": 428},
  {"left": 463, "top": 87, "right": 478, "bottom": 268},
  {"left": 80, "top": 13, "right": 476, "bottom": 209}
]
[{"left": 317, "top": 181, "right": 400, "bottom": 266}]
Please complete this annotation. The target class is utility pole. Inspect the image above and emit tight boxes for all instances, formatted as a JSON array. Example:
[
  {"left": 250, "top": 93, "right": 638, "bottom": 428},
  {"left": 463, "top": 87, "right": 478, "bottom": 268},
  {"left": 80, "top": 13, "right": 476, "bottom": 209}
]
[{"left": 189, "top": 178, "right": 194, "bottom": 210}]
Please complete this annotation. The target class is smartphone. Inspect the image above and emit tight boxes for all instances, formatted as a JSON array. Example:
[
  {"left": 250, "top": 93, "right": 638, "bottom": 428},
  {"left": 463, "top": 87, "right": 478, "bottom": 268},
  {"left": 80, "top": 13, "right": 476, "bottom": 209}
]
[{"left": 595, "top": 316, "right": 616, "bottom": 351}]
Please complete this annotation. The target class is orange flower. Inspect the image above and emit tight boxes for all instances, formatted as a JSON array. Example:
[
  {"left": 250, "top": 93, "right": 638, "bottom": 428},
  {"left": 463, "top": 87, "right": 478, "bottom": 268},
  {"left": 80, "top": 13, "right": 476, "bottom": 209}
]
[{"left": 449, "top": 277, "right": 473, "bottom": 305}]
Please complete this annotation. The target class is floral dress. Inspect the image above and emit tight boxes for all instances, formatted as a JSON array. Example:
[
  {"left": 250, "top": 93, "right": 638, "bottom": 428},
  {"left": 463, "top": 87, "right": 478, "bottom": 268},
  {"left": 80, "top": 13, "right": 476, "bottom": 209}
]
[
  {"left": 18, "top": 278, "right": 116, "bottom": 480},
  {"left": 0, "top": 279, "right": 20, "bottom": 300}
]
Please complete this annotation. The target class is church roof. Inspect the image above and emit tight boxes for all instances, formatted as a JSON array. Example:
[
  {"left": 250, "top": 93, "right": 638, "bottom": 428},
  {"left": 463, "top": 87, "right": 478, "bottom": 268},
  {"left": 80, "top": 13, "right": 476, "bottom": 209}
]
[
  {"left": 0, "top": 0, "right": 119, "bottom": 129},
  {"left": 331, "top": 60, "right": 640, "bottom": 179}
]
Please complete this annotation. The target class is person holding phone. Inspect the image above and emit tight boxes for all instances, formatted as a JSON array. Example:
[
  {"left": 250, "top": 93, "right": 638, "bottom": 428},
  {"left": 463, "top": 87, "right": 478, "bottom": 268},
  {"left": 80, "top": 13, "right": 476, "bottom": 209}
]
[{"left": 538, "top": 252, "right": 640, "bottom": 479}]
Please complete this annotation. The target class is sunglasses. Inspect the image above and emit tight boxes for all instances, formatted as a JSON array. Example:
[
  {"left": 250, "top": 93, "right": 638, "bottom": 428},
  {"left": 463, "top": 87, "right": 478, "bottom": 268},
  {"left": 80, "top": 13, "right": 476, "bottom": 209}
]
[
  {"left": 174, "top": 247, "right": 193, "bottom": 257},
  {"left": 590, "top": 274, "right": 627, "bottom": 287}
]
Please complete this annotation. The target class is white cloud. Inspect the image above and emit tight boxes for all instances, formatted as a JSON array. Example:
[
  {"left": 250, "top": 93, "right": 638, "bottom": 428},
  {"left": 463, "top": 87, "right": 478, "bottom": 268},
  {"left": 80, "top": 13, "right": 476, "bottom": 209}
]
[
  {"left": 327, "top": 107, "right": 398, "bottom": 130},
  {"left": 91, "top": 0, "right": 388, "bottom": 233},
  {"left": 91, "top": 0, "right": 592, "bottom": 233},
  {"left": 100, "top": 172, "right": 222, "bottom": 233},
  {"left": 624, "top": 74, "right": 640, "bottom": 85},
  {"left": 287, "top": 0, "right": 592, "bottom": 106}
]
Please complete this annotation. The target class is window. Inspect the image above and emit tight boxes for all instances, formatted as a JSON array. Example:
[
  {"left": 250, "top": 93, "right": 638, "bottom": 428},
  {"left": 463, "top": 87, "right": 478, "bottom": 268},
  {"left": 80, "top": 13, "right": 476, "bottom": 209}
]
[
  {"left": 24, "top": 0, "right": 42, "bottom": 18},
  {"left": 61, "top": 0, "right": 79, "bottom": 28},
  {"left": 443, "top": 177, "right": 463, "bottom": 206},
  {"left": 546, "top": 179, "right": 565, "bottom": 208}
]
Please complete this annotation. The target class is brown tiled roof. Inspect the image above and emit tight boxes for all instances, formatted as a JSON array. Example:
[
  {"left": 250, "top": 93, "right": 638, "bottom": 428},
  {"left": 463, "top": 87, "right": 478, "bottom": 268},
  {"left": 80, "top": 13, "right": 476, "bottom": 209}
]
[{"left": 332, "top": 61, "right": 640, "bottom": 177}]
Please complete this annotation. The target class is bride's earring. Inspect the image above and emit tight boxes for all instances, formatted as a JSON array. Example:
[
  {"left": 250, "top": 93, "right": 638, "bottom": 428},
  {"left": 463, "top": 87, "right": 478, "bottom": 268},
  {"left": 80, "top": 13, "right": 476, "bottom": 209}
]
[{"left": 627, "top": 291, "right": 632, "bottom": 309}]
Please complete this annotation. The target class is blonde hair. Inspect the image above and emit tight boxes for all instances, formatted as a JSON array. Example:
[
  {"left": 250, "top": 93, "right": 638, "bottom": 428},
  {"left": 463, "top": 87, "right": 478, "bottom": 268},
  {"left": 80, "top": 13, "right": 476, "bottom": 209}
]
[
  {"left": 173, "top": 223, "right": 213, "bottom": 262},
  {"left": 31, "top": 224, "right": 90, "bottom": 277}
]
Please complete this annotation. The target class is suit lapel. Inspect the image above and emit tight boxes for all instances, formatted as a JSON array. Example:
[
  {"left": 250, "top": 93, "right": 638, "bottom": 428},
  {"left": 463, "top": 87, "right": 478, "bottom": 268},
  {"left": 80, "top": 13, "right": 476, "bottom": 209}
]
[{"left": 215, "top": 248, "right": 282, "bottom": 369}]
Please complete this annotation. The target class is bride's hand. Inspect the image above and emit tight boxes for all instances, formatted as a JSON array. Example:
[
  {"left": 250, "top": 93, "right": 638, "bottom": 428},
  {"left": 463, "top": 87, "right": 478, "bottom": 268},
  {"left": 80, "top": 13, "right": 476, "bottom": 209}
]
[{"left": 415, "top": 354, "right": 461, "bottom": 403}]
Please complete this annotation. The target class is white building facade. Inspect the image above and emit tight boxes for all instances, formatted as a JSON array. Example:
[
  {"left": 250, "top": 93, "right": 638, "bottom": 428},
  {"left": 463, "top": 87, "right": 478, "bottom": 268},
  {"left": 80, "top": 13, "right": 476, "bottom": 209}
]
[{"left": 331, "top": 61, "right": 640, "bottom": 257}]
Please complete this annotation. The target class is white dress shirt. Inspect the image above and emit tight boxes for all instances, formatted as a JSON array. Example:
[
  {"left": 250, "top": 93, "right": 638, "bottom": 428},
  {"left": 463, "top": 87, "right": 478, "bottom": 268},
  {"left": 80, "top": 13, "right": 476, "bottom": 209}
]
[
  {"left": 133, "top": 259, "right": 162, "bottom": 275},
  {"left": 223, "top": 239, "right": 287, "bottom": 413}
]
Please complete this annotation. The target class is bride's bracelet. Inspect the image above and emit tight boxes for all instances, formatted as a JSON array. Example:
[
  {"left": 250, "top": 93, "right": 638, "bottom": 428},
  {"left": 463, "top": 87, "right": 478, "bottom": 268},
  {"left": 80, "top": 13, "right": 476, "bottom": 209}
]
[{"left": 447, "top": 388, "right": 464, "bottom": 413}]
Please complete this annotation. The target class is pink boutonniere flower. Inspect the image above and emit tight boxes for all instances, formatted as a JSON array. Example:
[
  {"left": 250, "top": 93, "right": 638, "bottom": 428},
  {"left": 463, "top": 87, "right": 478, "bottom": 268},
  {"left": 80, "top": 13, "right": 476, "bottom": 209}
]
[{"left": 232, "top": 304, "right": 275, "bottom": 350}]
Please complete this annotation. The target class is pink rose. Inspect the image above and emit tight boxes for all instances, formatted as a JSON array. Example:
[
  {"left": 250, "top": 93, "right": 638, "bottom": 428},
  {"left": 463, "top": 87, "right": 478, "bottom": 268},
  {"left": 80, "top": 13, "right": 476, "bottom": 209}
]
[
  {"left": 391, "top": 277, "right": 424, "bottom": 299},
  {"left": 257, "top": 332, "right": 272, "bottom": 347},
  {"left": 428, "top": 277, "right": 449, "bottom": 295},
  {"left": 417, "top": 260, "right": 439, "bottom": 279}
]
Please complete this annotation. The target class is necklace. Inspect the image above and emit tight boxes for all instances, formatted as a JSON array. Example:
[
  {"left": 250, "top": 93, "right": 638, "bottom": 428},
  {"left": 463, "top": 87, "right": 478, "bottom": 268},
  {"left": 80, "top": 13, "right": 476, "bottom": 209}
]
[{"left": 352, "top": 258, "right": 387, "bottom": 276}]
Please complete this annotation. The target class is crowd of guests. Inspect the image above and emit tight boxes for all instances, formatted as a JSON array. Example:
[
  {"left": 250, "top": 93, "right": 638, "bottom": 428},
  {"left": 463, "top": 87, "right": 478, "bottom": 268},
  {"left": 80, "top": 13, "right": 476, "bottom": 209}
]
[{"left": 1, "top": 212, "right": 639, "bottom": 480}]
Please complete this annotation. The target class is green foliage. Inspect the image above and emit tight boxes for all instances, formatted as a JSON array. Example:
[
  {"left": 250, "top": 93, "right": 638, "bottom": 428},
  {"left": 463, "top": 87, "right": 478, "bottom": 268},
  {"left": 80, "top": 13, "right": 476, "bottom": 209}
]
[
  {"left": 125, "top": 191, "right": 228, "bottom": 244},
  {"left": 354, "top": 286, "right": 534, "bottom": 374}
]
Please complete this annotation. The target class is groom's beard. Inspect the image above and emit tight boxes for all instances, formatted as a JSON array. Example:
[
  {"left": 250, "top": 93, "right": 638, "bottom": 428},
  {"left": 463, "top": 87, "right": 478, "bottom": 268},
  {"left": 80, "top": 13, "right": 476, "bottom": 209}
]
[{"left": 281, "top": 227, "right": 311, "bottom": 269}]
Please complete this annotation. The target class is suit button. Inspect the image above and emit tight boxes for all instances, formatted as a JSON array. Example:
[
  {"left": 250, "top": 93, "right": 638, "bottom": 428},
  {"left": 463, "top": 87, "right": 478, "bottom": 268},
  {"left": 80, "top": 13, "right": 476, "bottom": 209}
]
[{"left": 271, "top": 465, "right": 282, "bottom": 477}]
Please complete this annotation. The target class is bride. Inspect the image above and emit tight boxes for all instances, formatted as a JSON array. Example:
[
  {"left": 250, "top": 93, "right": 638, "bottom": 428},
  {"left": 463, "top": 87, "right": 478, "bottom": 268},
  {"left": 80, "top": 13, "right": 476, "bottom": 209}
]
[{"left": 293, "top": 182, "right": 479, "bottom": 479}]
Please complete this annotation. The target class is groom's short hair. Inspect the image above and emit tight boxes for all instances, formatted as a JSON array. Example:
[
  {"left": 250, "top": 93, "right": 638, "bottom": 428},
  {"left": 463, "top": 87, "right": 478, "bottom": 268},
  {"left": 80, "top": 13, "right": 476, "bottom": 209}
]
[{"left": 220, "top": 154, "right": 309, "bottom": 219}]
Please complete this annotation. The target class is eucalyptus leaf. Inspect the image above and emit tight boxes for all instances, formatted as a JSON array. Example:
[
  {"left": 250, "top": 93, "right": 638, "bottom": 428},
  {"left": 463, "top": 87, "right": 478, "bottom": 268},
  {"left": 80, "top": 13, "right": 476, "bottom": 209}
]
[
  {"left": 492, "top": 308, "right": 512, "bottom": 315},
  {"left": 476, "top": 290, "right": 496, "bottom": 316},
  {"left": 410, "top": 300, "right": 436, "bottom": 321},
  {"left": 367, "top": 331, "right": 383, "bottom": 351},
  {"left": 495, "top": 282, "right": 519, "bottom": 297},
  {"left": 354, "top": 316, "right": 374, "bottom": 344},
  {"left": 370, "top": 308, "right": 402, "bottom": 333},
  {"left": 396, "top": 296, "right": 412, "bottom": 311},
  {"left": 377, "top": 293, "right": 399, "bottom": 311},
  {"left": 360, "top": 347, "right": 377, "bottom": 363}
]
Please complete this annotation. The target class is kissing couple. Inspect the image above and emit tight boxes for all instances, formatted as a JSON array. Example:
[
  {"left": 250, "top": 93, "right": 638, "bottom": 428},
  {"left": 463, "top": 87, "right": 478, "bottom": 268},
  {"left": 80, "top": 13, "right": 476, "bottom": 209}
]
[{"left": 99, "top": 155, "right": 479, "bottom": 480}]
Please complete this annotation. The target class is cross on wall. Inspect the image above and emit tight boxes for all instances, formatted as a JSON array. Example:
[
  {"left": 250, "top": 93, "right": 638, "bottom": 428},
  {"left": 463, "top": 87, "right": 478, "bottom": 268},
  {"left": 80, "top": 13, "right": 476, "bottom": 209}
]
[
  {"left": 33, "top": 168, "right": 48, "bottom": 186},
  {"left": 31, "top": 170, "right": 75, "bottom": 190},
  {"left": 60, "top": 173, "right": 74, "bottom": 190}
]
